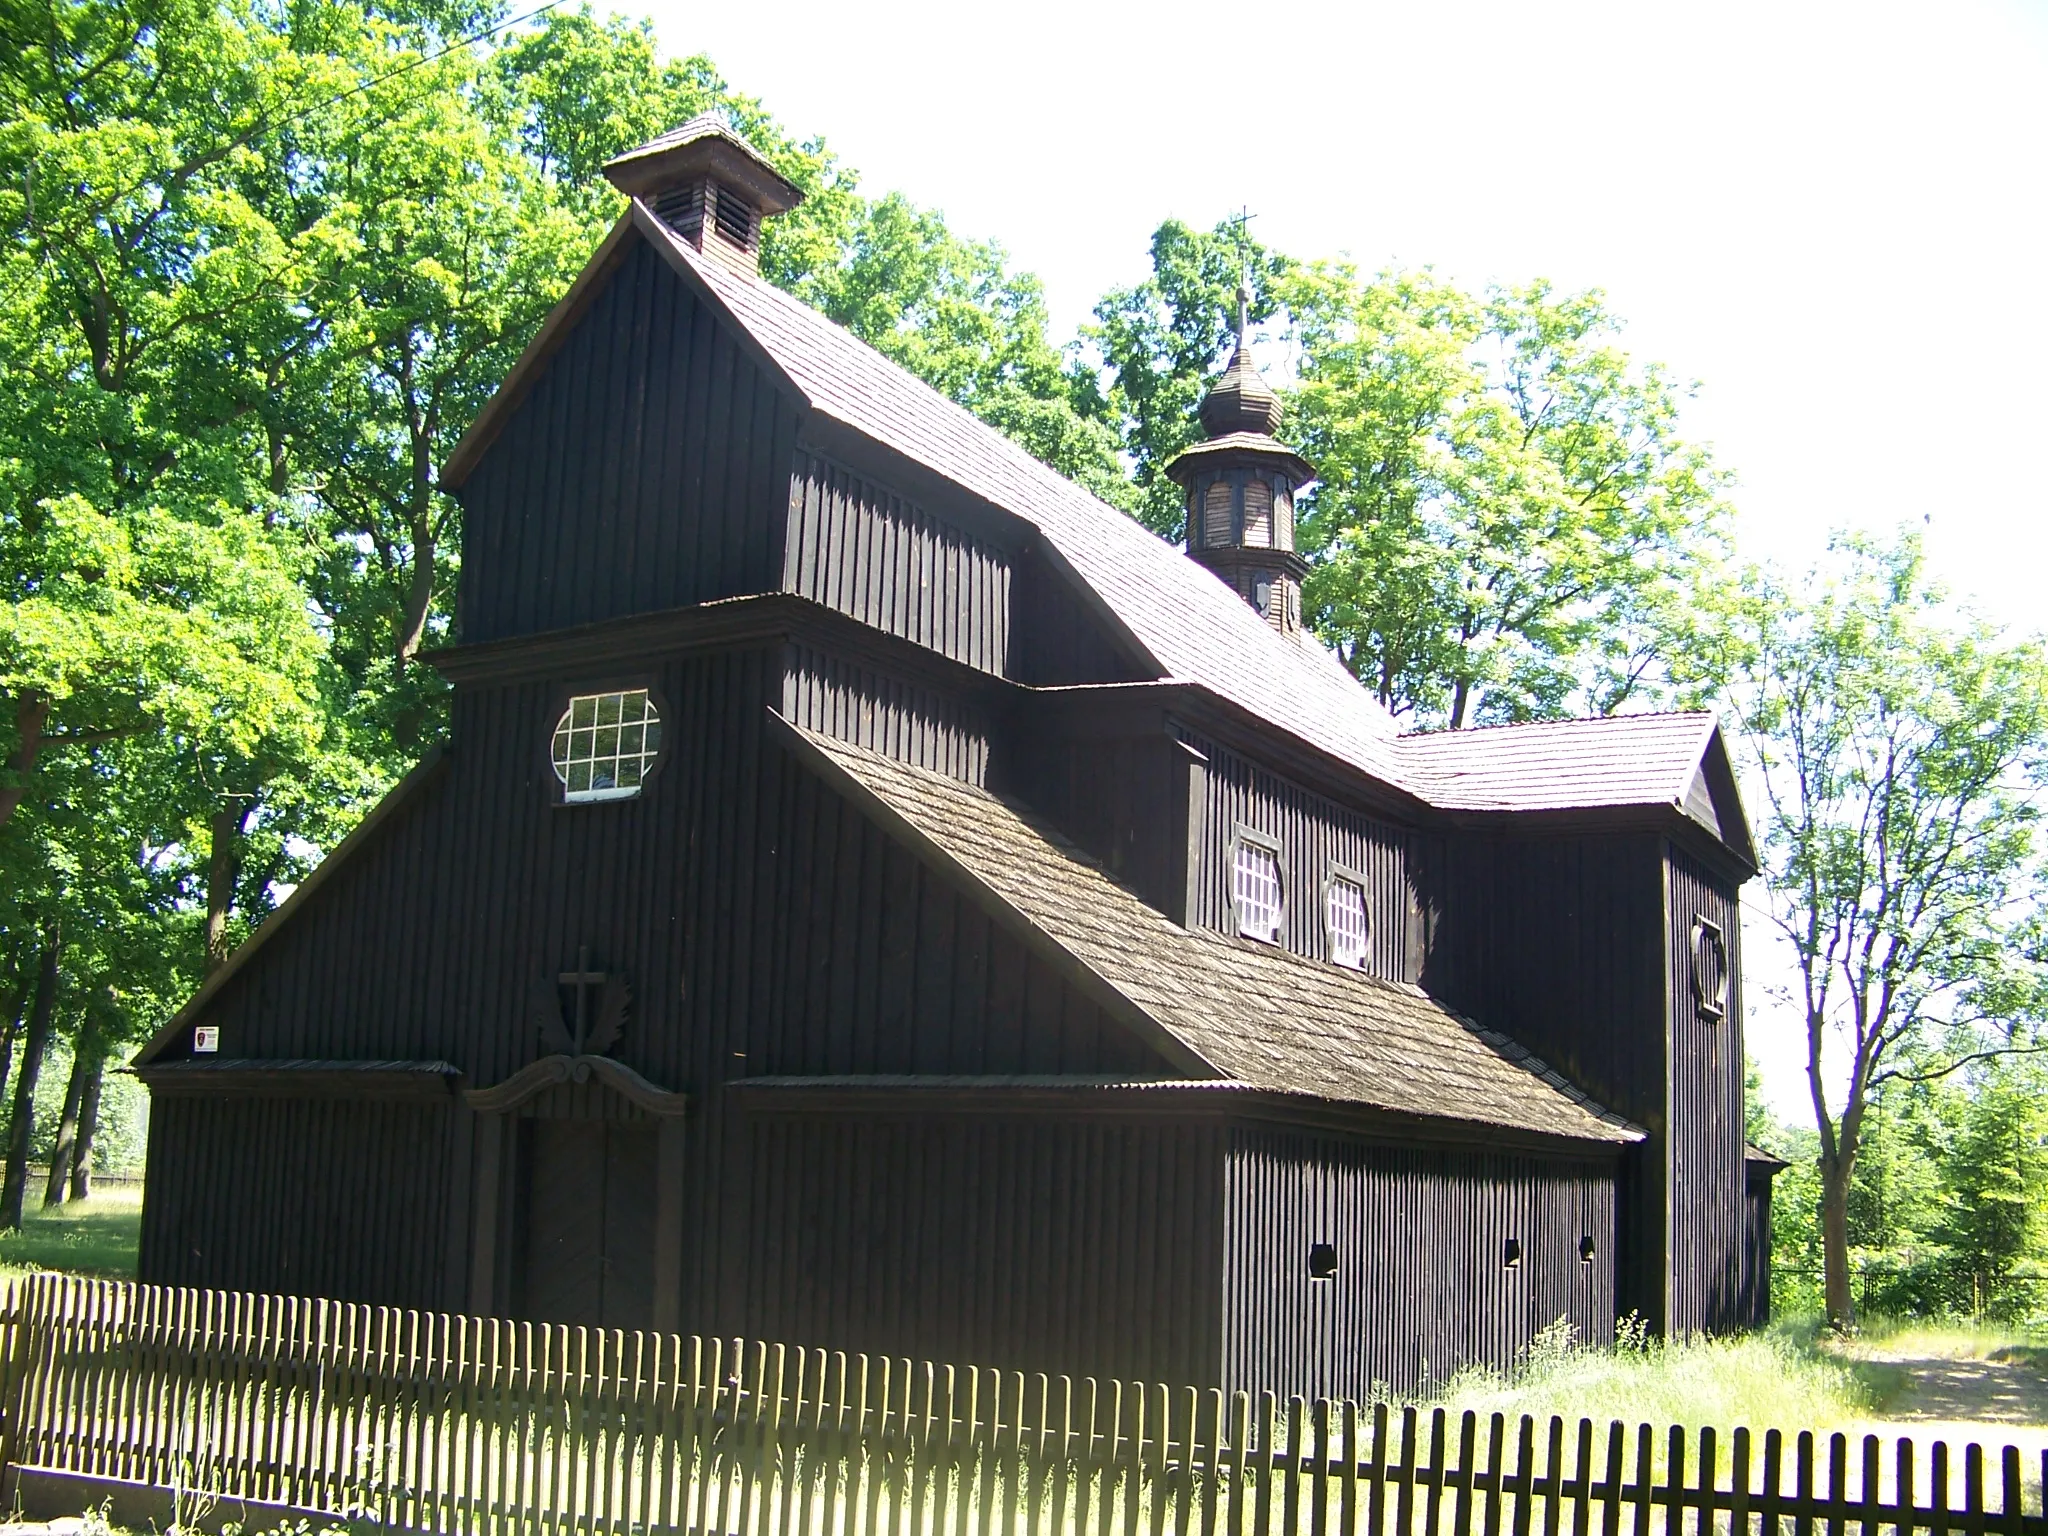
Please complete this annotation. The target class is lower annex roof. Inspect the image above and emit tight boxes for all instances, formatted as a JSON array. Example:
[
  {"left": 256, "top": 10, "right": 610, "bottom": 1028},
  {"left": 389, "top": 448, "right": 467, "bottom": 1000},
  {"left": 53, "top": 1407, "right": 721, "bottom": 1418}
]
[{"left": 779, "top": 718, "right": 1641, "bottom": 1148}]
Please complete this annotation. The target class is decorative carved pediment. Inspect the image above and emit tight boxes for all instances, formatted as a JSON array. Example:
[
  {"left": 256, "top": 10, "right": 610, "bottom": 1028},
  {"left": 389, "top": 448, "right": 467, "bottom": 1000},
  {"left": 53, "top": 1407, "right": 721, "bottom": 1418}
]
[{"left": 463, "top": 1054, "right": 688, "bottom": 1118}]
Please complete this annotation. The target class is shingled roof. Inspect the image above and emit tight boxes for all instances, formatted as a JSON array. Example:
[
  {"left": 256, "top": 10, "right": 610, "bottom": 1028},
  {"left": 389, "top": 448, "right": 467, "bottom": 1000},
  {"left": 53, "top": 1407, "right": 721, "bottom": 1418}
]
[
  {"left": 637, "top": 208, "right": 1411, "bottom": 786},
  {"left": 1396, "top": 712, "right": 1722, "bottom": 812},
  {"left": 779, "top": 717, "right": 1641, "bottom": 1146},
  {"left": 443, "top": 202, "right": 1748, "bottom": 845}
]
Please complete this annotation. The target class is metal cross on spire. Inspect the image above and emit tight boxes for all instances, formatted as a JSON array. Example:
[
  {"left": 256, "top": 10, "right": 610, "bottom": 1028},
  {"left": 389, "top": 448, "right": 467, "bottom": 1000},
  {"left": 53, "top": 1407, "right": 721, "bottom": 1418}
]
[{"left": 1226, "top": 206, "right": 1257, "bottom": 342}]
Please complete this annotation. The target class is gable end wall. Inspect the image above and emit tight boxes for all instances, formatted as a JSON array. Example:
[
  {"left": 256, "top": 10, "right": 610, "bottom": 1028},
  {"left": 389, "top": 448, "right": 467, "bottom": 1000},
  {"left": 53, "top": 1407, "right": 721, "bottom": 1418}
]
[{"left": 457, "top": 239, "right": 803, "bottom": 644}]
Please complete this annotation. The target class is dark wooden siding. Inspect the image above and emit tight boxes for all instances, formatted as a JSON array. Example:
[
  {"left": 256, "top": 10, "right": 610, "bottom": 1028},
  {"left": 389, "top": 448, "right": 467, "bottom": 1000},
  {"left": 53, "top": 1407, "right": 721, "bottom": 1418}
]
[
  {"left": 785, "top": 453, "right": 1011, "bottom": 675},
  {"left": 749, "top": 738, "right": 1160, "bottom": 1079},
  {"left": 1010, "top": 547, "right": 1149, "bottom": 686},
  {"left": 1666, "top": 844, "right": 1747, "bottom": 1335},
  {"left": 726, "top": 1113, "right": 1224, "bottom": 1386},
  {"left": 138, "top": 1097, "right": 452, "bottom": 1306},
  {"left": 1222, "top": 1128, "right": 1617, "bottom": 1399},
  {"left": 1415, "top": 832, "right": 1670, "bottom": 1328},
  {"left": 458, "top": 240, "right": 803, "bottom": 643},
  {"left": 154, "top": 645, "right": 1170, "bottom": 1319},
  {"left": 1001, "top": 724, "right": 1199, "bottom": 924},
  {"left": 782, "top": 642, "right": 990, "bottom": 784},
  {"left": 1740, "top": 1165, "right": 1774, "bottom": 1329},
  {"left": 1182, "top": 731, "right": 1411, "bottom": 980}
]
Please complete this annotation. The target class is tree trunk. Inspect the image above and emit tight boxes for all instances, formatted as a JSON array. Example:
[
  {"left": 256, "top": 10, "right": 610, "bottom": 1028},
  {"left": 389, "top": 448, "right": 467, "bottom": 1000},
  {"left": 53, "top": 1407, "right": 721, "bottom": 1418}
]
[
  {"left": 1819, "top": 1152, "right": 1856, "bottom": 1330},
  {"left": 0, "top": 688, "right": 51, "bottom": 830},
  {"left": 42, "top": 1016, "right": 96, "bottom": 1208},
  {"left": 1, "top": 919, "right": 60, "bottom": 1230},
  {"left": 205, "top": 800, "right": 252, "bottom": 974},
  {"left": 68, "top": 1059, "right": 102, "bottom": 1203},
  {"left": 0, "top": 964, "right": 29, "bottom": 1115},
  {"left": 394, "top": 519, "right": 436, "bottom": 670}
]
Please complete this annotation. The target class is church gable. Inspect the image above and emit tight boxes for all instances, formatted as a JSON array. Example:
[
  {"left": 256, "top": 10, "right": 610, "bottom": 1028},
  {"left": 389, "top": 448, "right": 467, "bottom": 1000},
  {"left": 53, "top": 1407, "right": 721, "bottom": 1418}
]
[{"left": 454, "top": 236, "right": 806, "bottom": 645}]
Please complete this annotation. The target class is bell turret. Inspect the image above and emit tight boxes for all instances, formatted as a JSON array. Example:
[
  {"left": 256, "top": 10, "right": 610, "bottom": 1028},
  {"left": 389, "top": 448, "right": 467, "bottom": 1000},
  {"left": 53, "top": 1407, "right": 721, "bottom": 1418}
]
[
  {"left": 1165, "top": 290, "right": 1313, "bottom": 634},
  {"left": 603, "top": 114, "right": 804, "bottom": 279}
]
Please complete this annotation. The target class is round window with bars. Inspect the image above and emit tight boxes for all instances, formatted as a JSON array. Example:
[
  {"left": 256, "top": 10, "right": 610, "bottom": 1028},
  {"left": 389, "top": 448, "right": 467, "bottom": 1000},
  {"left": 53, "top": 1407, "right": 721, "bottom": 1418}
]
[{"left": 552, "top": 689, "right": 663, "bottom": 803}]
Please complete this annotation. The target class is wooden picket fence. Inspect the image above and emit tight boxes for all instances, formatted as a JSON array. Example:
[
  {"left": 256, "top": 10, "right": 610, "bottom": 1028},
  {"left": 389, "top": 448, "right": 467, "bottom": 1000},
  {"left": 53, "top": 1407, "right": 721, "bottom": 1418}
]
[{"left": 0, "top": 1275, "right": 2041, "bottom": 1536}]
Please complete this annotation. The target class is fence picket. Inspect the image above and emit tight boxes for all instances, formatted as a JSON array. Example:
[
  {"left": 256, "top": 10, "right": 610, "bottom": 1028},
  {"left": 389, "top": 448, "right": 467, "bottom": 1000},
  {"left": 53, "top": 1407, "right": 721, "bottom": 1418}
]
[
  {"left": 1700, "top": 1426, "right": 1718, "bottom": 1536},
  {"left": 1730, "top": 1427, "right": 1749, "bottom": 1536},
  {"left": 1761, "top": 1428, "right": 1784, "bottom": 1536},
  {"left": 1665, "top": 1425, "right": 1686, "bottom": 1536},
  {"left": 0, "top": 1279, "right": 2035, "bottom": 1536}
]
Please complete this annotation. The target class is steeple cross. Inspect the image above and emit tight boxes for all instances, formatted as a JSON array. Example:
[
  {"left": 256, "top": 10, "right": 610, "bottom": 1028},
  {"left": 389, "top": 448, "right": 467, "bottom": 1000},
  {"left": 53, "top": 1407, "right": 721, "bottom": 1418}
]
[
  {"left": 558, "top": 945, "right": 608, "bottom": 1053},
  {"left": 1226, "top": 206, "right": 1257, "bottom": 339}
]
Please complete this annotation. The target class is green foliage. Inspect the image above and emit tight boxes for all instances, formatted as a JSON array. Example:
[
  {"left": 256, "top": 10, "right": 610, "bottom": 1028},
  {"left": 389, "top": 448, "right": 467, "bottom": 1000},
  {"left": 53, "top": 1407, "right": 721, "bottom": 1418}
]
[
  {"left": 1286, "top": 268, "right": 1732, "bottom": 725},
  {"left": 1758, "top": 1058, "right": 2048, "bottom": 1325},
  {"left": 1086, "top": 216, "right": 1287, "bottom": 537},
  {"left": 1730, "top": 530, "right": 2048, "bottom": 1325}
]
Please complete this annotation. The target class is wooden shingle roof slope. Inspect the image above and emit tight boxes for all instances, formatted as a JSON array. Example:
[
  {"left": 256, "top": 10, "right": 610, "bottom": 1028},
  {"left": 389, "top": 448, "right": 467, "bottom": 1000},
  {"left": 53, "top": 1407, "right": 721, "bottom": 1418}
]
[
  {"left": 442, "top": 201, "right": 1750, "bottom": 852},
  {"left": 632, "top": 208, "right": 1409, "bottom": 786},
  {"left": 778, "top": 716, "right": 1641, "bottom": 1147},
  {"left": 1396, "top": 712, "right": 1719, "bottom": 811}
]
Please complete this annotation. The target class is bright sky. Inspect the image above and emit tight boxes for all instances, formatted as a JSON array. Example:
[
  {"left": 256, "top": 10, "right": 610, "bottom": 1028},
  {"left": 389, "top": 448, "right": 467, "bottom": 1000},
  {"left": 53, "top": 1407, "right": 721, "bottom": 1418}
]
[{"left": 640, "top": 0, "right": 2048, "bottom": 1118}]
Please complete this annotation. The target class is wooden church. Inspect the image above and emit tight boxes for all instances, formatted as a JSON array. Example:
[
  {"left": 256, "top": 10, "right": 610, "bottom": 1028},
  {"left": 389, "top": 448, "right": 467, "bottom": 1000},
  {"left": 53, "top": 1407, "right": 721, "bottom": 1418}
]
[{"left": 134, "top": 117, "right": 1771, "bottom": 1397}]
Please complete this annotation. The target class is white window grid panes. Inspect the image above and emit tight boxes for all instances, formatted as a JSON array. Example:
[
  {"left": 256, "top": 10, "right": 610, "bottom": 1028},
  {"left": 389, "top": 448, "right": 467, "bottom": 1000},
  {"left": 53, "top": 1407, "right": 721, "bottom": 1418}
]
[
  {"left": 1326, "top": 877, "right": 1369, "bottom": 968},
  {"left": 1234, "top": 840, "right": 1284, "bottom": 943},
  {"left": 552, "top": 689, "right": 662, "bottom": 803}
]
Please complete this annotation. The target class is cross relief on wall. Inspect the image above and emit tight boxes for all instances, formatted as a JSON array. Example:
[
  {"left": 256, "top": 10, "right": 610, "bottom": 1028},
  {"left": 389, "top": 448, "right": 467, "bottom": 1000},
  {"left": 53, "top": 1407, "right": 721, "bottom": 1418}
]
[{"left": 530, "top": 944, "right": 630, "bottom": 1062}]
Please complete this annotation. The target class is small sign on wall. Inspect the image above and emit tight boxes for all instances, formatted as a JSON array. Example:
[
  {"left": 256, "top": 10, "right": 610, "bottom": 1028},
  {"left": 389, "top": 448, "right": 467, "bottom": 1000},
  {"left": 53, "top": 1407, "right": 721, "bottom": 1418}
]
[{"left": 193, "top": 1026, "right": 220, "bottom": 1054}]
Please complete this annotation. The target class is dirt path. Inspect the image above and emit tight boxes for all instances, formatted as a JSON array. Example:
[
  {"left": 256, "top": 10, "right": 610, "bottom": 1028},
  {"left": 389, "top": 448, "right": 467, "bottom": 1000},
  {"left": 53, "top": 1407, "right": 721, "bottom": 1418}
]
[
  {"left": 1876, "top": 1345, "right": 2048, "bottom": 1426},
  {"left": 1841, "top": 1345, "right": 2048, "bottom": 1506}
]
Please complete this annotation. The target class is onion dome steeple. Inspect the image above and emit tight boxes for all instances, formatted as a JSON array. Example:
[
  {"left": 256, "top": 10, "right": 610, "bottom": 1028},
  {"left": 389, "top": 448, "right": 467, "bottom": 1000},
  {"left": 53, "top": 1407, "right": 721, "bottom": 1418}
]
[{"left": 1166, "top": 288, "right": 1314, "bottom": 634}]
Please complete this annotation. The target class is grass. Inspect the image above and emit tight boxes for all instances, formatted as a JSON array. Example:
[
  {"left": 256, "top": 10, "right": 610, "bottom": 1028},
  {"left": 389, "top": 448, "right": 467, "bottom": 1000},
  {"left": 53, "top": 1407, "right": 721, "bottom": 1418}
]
[
  {"left": 0, "top": 1183, "right": 141, "bottom": 1284},
  {"left": 1418, "top": 1314, "right": 2048, "bottom": 1437},
  {"left": 1422, "top": 1319, "right": 1883, "bottom": 1435}
]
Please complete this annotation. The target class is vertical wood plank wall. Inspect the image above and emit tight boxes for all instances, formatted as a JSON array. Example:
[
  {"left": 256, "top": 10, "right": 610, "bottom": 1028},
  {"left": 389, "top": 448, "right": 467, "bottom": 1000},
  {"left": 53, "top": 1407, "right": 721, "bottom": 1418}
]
[
  {"left": 1414, "top": 833, "right": 1672, "bottom": 1330},
  {"left": 1221, "top": 1128, "right": 1618, "bottom": 1400},
  {"left": 1665, "top": 843, "right": 1747, "bottom": 1336},
  {"left": 784, "top": 453, "right": 1013, "bottom": 676},
  {"left": 782, "top": 642, "right": 991, "bottom": 784},
  {"left": 728, "top": 1113, "right": 1226, "bottom": 1387},
  {"left": 1181, "top": 731, "right": 1411, "bottom": 981},
  {"left": 149, "top": 644, "right": 1173, "bottom": 1329},
  {"left": 1740, "top": 1162, "right": 1774, "bottom": 1328},
  {"left": 1009, "top": 546, "right": 1149, "bottom": 685},
  {"left": 139, "top": 1097, "right": 451, "bottom": 1306},
  {"left": 456, "top": 240, "right": 802, "bottom": 644}
]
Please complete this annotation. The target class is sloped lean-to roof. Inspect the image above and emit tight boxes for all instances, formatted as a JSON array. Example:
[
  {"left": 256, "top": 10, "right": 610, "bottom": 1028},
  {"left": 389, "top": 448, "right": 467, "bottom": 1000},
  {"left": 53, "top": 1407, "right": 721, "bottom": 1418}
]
[{"left": 775, "top": 715, "right": 1641, "bottom": 1147}]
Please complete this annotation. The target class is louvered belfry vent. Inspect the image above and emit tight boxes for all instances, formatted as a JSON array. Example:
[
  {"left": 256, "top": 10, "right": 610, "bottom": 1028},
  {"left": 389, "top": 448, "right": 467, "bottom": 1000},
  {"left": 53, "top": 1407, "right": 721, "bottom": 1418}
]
[
  {"left": 712, "top": 184, "right": 756, "bottom": 250},
  {"left": 651, "top": 182, "right": 705, "bottom": 241},
  {"left": 603, "top": 115, "right": 803, "bottom": 278}
]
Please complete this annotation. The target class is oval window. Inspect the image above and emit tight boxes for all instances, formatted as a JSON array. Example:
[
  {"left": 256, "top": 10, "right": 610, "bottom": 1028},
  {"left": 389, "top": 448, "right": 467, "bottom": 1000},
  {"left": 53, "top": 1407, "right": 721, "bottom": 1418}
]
[{"left": 552, "top": 689, "right": 662, "bottom": 803}]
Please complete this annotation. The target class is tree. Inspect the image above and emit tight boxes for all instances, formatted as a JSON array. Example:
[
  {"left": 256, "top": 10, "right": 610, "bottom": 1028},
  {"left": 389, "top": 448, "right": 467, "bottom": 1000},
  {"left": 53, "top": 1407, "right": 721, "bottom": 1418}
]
[
  {"left": 1286, "top": 269, "right": 1731, "bottom": 726},
  {"left": 1086, "top": 217, "right": 1287, "bottom": 538},
  {"left": 1731, "top": 530, "right": 2048, "bottom": 1327}
]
